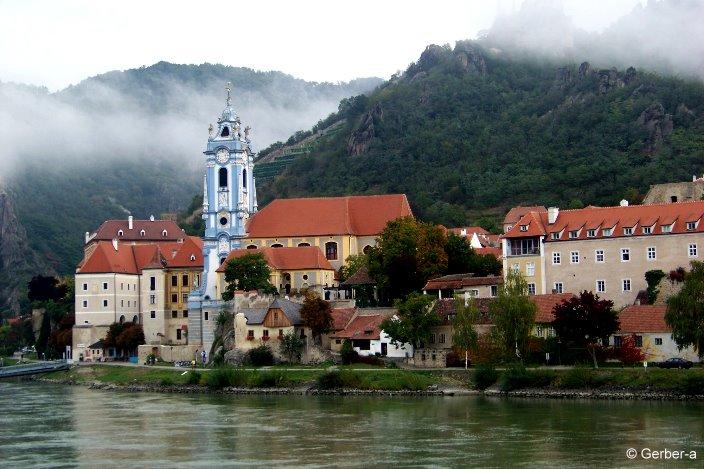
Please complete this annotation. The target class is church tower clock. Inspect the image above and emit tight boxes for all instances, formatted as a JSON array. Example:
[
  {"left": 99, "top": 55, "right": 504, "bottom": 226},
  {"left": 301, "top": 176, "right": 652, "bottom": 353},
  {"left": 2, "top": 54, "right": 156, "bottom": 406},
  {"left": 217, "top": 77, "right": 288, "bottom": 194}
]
[{"left": 189, "top": 83, "right": 257, "bottom": 349}]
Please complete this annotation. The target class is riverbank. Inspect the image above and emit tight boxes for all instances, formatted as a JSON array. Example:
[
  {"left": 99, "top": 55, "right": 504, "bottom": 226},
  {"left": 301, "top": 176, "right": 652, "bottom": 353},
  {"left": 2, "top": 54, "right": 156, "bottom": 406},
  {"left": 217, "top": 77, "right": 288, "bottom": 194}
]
[{"left": 25, "top": 363, "right": 704, "bottom": 400}]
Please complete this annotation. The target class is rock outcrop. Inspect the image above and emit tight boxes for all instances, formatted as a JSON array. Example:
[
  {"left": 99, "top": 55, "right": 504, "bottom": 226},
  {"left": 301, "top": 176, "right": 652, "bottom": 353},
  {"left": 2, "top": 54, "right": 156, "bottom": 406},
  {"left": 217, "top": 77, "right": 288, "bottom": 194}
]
[
  {"left": 638, "top": 102, "right": 673, "bottom": 154},
  {"left": 453, "top": 42, "right": 487, "bottom": 75},
  {"left": 598, "top": 68, "right": 625, "bottom": 94},
  {"left": 347, "top": 103, "right": 383, "bottom": 156}
]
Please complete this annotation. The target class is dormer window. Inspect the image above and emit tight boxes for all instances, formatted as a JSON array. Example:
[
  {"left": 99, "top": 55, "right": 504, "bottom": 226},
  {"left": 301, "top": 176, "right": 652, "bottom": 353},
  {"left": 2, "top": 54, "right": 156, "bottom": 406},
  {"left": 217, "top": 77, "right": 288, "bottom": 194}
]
[
  {"left": 642, "top": 226, "right": 652, "bottom": 234},
  {"left": 661, "top": 224, "right": 672, "bottom": 233},
  {"left": 190, "top": 254, "right": 196, "bottom": 261},
  {"left": 686, "top": 221, "right": 697, "bottom": 231},
  {"left": 551, "top": 232, "right": 560, "bottom": 240},
  {"left": 140, "top": 229, "right": 146, "bottom": 237},
  {"left": 623, "top": 227, "right": 633, "bottom": 235},
  {"left": 603, "top": 228, "right": 613, "bottom": 237},
  {"left": 519, "top": 225, "right": 528, "bottom": 232},
  {"left": 117, "top": 230, "right": 124, "bottom": 237},
  {"left": 220, "top": 126, "right": 230, "bottom": 137},
  {"left": 569, "top": 230, "right": 579, "bottom": 239},
  {"left": 586, "top": 229, "right": 596, "bottom": 238},
  {"left": 162, "top": 230, "right": 168, "bottom": 237}
]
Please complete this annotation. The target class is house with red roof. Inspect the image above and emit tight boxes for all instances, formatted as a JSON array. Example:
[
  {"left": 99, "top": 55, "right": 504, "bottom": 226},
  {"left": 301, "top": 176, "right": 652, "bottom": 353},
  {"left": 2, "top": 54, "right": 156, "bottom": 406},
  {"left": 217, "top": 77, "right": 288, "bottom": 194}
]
[
  {"left": 215, "top": 246, "right": 336, "bottom": 296},
  {"left": 502, "top": 201, "right": 704, "bottom": 307},
  {"left": 73, "top": 225, "right": 203, "bottom": 361},
  {"left": 609, "top": 304, "right": 699, "bottom": 362},
  {"left": 241, "top": 194, "right": 412, "bottom": 271},
  {"left": 329, "top": 308, "right": 412, "bottom": 358},
  {"left": 422, "top": 274, "right": 502, "bottom": 300}
]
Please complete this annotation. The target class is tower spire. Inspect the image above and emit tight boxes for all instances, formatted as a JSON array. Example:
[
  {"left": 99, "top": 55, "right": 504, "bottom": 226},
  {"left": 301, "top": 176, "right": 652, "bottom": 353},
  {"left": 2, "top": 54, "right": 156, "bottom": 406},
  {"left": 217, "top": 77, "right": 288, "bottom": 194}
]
[{"left": 225, "top": 81, "right": 232, "bottom": 107}]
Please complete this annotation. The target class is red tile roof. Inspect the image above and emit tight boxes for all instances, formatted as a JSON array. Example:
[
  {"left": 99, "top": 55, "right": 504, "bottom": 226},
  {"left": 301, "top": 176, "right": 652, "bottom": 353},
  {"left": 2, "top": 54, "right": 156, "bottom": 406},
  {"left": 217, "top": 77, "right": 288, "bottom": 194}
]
[
  {"left": 618, "top": 305, "right": 669, "bottom": 333},
  {"left": 330, "top": 308, "right": 356, "bottom": 331},
  {"left": 533, "top": 293, "right": 576, "bottom": 323},
  {"left": 503, "top": 206, "right": 547, "bottom": 227},
  {"left": 433, "top": 298, "right": 493, "bottom": 324},
  {"left": 504, "top": 201, "right": 704, "bottom": 241},
  {"left": 423, "top": 274, "right": 502, "bottom": 291},
  {"left": 77, "top": 238, "right": 203, "bottom": 274},
  {"left": 448, "top": 226, "right": 489, "bottom": 236},
  {"left": 90, "top": 219, "right": 185, "bottom": 243},
  {"left": 216, "top": 246, "right": 335, "bottom": 273},
  {"left": 246, "top": 194, "right": 412, "bottom": 237},
  {"left": 331, "top": 314, "right": 385, "bottom": 340},
  {"left": 339, "top": 265, "right": 374, "bottom": 286},
  {"left": 476, "top": 247, "right": 502, "bottom": 258}
]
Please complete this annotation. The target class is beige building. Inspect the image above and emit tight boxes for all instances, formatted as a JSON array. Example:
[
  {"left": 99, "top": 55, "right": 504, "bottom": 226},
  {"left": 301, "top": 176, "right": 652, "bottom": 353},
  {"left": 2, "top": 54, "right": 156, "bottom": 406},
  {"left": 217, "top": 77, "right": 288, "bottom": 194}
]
[
  {"left": 422, "top": 274, "right": 502, "bottom": 300},
  {"left": 502, "top": 201, "right": 704, "bottom": 307},
  {"left": 242, "top": 194, "right": 413, "bottom": 271},
  {"left": 73, "top": 220, "right": 203, "bottom": 360}
]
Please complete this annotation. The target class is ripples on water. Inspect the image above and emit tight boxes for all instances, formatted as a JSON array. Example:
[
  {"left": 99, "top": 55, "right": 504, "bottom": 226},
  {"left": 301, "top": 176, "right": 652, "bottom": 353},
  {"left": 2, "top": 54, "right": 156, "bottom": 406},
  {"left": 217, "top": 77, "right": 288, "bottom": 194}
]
[{"left": 1, "top": 382, "right": 703, "bottom": 468}]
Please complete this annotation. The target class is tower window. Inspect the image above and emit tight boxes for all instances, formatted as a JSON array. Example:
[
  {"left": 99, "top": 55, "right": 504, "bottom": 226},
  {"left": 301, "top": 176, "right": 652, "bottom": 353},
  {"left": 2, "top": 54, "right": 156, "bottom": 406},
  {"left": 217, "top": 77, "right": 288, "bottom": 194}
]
[
  {"left": 221, "top": 126, "right": 230, "bottom": 137},
  {"left": 243, "top": 169, "right": 247, "bottom": 189},
  {"left": 220, "top": 217, "right": 228, "bottom": 226},
  {"left": 219, "top": 168, "right": 228, "bottom": 188}
]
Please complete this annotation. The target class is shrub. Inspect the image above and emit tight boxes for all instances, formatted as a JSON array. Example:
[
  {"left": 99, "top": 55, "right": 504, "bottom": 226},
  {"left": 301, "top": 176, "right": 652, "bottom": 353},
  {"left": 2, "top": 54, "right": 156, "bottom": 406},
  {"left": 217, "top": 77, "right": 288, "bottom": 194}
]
[
  {"left": 555, "top": 367, "right": 606, "bottom": 389},
  {"left": 160, "top": 376, "right": 175, "bottom": 386},
  {"left": 340, "top": 339, "right": 358, "bottom": 365},
  {"left": 251, "top": 371, "right": 289, "bottom": 388},
  {"left": 473, "top": 364, "right": 499, "bottom": 390},
  {"left": 185, "top": 371, "right": 202, "bottom": 385},
  {"left": 317, "top": 370, "right": 344, "bottom": 389},
  {"left": 676, "top": 374, "right": 704, "bottom": 395},
  {"left": 246, "top": 345, "right": 274, "bottom": 367},
  {"left": 499, "top": 364, "right": 555, "bottom": 392},
  {"left": 204, "top": 366, "right": 247, "bottom": 388}
]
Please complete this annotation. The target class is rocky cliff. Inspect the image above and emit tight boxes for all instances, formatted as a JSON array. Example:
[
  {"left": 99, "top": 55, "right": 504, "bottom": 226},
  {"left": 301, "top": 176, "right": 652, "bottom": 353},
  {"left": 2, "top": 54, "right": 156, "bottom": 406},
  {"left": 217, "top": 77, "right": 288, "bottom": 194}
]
[{"left": 0, "top": 189, "right": 52, "bottom": 314}]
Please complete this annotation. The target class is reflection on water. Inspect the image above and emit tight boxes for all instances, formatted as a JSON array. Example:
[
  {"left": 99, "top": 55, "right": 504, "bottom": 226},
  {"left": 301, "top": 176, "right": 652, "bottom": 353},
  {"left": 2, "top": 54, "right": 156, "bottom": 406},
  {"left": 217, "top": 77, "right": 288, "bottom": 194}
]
[{"left": 1, "top": 382, "right": 703, "bottom": 467}]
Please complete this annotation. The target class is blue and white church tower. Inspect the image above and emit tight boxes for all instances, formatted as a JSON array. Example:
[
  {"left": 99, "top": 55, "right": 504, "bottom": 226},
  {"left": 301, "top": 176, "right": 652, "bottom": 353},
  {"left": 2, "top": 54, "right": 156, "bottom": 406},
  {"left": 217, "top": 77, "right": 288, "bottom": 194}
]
[{"left": 188, "top": 83, "right": 257, "bottom": 351}]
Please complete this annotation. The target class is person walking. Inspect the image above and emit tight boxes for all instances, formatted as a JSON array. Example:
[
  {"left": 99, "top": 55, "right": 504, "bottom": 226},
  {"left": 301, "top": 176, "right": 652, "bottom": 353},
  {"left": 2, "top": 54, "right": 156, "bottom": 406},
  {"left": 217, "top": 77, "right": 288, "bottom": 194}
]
[{"left": 201, "top": 350, "right": 207, "bottom": 367}]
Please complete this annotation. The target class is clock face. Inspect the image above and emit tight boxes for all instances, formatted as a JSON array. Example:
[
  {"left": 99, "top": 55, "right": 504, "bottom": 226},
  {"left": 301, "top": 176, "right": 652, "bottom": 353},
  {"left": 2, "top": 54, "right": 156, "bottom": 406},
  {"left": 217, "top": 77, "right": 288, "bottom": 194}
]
[{"left": 216, "top": 149, "right": 229, "bottom": 164}]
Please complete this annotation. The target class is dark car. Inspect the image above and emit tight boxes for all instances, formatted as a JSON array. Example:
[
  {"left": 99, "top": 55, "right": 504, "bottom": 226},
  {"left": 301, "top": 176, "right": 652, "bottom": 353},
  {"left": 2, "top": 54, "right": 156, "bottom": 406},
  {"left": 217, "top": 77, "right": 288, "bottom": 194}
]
[{"left": 655, "top": 358, "right": 694, "bottom": 369}]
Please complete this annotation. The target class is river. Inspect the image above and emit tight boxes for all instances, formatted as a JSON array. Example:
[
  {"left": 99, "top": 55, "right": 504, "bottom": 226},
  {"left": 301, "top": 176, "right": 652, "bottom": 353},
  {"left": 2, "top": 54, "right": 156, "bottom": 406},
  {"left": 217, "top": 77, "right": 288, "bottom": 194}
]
[{"left": 1, "top": 382, "right": 702, "bottom": 467}]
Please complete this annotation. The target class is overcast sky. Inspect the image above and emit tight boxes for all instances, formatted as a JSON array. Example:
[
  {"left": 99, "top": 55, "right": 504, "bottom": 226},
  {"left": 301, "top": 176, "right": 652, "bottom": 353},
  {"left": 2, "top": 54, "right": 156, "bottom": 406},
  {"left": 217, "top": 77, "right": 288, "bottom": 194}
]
[{"left": 1, "top": 0, "right": 645, "bottom": 91}]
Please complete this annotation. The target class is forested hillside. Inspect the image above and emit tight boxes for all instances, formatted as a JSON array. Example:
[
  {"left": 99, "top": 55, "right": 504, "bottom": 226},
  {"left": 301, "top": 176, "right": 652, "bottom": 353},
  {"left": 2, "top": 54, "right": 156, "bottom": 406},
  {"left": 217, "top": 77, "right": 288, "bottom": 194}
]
[{"left": 264, "top": 41, "right": 704, "bottom": 228}]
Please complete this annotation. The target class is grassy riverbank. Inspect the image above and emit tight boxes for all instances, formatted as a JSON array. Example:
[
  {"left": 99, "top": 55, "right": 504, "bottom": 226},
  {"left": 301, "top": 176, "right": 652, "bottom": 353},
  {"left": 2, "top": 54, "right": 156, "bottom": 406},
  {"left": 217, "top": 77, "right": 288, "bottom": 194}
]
[{"left": 36, "top": 363, "right": 704, "bottom": 397}]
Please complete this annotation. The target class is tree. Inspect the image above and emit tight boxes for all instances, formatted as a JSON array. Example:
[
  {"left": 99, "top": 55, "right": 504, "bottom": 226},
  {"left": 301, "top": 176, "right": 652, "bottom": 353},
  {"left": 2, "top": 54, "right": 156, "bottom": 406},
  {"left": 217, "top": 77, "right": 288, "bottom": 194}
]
[
  {"left": 666, "top": 261, "right": 704, "bottom": 358},
  {"left": 488, "top": 270, "right": 537, "bottom": 362},
  {"left": 618, "top": 335, "right": 646, "bottom": 365},
  {"left": 452, "top": 296, "right": 480, "bottom": 369},
  {"left": 221, "top": 253, "right": 277, "bottom": 300},
  {"left": 380, "top": 293, "right": 440, "bottom": 349},
  {"left": 279, "top": 330, "right": 305, "bottom": 363},
  {"left": 300, "top": 291, "right": 333, "bottom": 344},
  {"left": 27, "top": 275, "right": 67, "bottom": 303},
  {"left": 339, "top": 254, "right": 368, "bottom": 282},
  {"left": 445, "top": 234, "right": 503, "bottom": 276},
  {"left": 552, "top": 291, "right": 619, "bottom": 368},
  {"left": 368, "top": 217, "right": 447, "bottom": 301},
  {"left": 105, "top": 322, "right": 145, "bottom": 357},
  {"left": 645, "top": 269, "right": 666, "bottom": 304}
]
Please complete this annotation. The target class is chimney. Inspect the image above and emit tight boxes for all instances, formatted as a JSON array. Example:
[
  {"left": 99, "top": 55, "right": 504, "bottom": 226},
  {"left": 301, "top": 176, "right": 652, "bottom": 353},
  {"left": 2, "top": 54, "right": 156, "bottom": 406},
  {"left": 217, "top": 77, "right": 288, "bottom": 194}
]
[
  {"left": 128, "top": 215, "right": 133, "bottom": 230},
  {"left": 149, "top": 214, "right": 155, "bottom": 222},
  {"left": 620, "top": 199, "right": 629, "bottom": 207},
  {"left": 547, "top": 207, "right": 559, "bottom": 224},
  {"left": 85, "top": 231, "right": 90, "bottom": 243},
  {"left": 112, "top": 238, "right": 119, "bottom": 251},
  {"left": 460, "top": 228, "right": 467, "bottom": 237}
]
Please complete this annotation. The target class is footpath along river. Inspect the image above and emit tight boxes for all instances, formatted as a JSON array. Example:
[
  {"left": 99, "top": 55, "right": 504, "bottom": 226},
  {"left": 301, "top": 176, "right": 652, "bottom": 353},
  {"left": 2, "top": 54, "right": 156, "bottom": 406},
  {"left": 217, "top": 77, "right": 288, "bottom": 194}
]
[{"left": 1, "top": 381, "right": 702, "bottom": 467}]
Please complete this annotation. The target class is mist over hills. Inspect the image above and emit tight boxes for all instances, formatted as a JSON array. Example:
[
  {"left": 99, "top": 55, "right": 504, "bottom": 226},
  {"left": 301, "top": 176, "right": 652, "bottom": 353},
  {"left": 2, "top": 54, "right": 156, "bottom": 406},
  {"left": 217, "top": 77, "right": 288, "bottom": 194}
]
[{"left": 0, "top": 63, "right": 381, "bottom": 313}]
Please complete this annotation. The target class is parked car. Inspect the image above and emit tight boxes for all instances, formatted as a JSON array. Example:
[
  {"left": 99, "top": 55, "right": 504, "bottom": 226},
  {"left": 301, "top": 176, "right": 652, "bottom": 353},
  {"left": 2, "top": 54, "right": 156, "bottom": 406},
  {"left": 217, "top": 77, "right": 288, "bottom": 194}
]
[{"left": 655, "top": 358, "right": 694, "bottom": 369}]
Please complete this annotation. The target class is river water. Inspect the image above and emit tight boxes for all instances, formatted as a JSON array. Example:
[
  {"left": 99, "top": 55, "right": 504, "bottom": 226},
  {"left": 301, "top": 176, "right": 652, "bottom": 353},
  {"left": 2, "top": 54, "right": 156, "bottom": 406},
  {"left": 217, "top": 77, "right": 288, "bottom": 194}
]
[{"left": 1, "top": 382, "right": 702, "bottom": 468}]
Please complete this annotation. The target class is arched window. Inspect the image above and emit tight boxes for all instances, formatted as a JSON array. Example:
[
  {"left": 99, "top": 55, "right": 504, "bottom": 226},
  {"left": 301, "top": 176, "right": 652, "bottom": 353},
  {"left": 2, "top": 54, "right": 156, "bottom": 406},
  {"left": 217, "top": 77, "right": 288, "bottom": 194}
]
[
  {"left": 219, "top": 168, "right": 228, "bottom": 188},
  {"left": 220, "top": 126, "right": 230, "bottom": 137},
  {"left": 119, "top": 315, "right": 125, "bottom": 324},
  {"left": 325, "top": 241, "right": 338, "bottom": 260},
  {"left": 162, "top": 230, "right": 168, "bottom": 237},
  {"left": 363, "top": 245, "right": 372, "bottom": 254},
  {"left": 243, "top": 169, "right": 247, "bottom": 189},
  {"left": 140, "top": 229, "right": 145, "bottom": 237},
  {"left": 298, "top": 242, "right": 310, "bottom": 247},
  {"left": 246, "top": 244, "right": 258, "bottom": 250},
  {"left": 117, "top": 230, "right": 124, "bottom": 237},
  {"left": 190, "top": 254, "right": 196, "bottom": 261},
  {"left": 132, "top": 315, "right": 138, "bottom": 324},
  {"left": 220, "top": 257, "right": 226, "bottom": 265},
  {"left": 271, "top": 243, "right": 283, "bottom": 248}
]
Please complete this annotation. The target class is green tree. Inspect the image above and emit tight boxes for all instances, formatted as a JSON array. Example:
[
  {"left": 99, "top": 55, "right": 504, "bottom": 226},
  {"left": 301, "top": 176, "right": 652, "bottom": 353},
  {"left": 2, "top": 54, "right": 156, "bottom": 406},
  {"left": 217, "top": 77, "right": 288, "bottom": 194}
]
[
  {"left": 104, "top": 322, "right": 145, "bottom": 357},
  {"left": 221, "top": 253, "right": 277, "bottom": 300},
  {"left": 488, "top": 270, "right": 537, "bottom": 362},
  {"left": 552, "top": 291, "right": 619, "bottom": 368},
  {"left": 300, "top": 292, "right": 333, "bottom": 344},
  {"left": 452, "top": 296, "right": 480, "bottom": 369},
  {"left": 666, "top": 261, "right": 704, "bottom": 358},
  {"left": 380, "top": 293, "right": 439, "bottom": 349},
  {"left": 445, "top": 233, "right": 501, "bottom": 276},
  {"left": 279, "top": 330, "right": 305, "bottom": 363},
  {"left": 339, "top": 254, "right": 368, "bottom": 282}
]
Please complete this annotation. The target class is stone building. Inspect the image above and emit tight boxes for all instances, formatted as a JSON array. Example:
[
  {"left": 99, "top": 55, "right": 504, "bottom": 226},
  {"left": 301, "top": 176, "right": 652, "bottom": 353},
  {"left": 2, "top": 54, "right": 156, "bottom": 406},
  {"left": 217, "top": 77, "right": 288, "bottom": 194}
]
[{"left": 643, "top": 176, "right": 704, "bottom": 204}]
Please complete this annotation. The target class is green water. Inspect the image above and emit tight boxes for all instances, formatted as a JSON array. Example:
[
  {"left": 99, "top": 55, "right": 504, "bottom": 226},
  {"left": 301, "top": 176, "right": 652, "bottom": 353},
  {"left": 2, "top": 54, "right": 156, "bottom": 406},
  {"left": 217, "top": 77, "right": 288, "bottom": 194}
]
[{"left": 1, "top": 382, "right": 702, "bottom": 468}]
